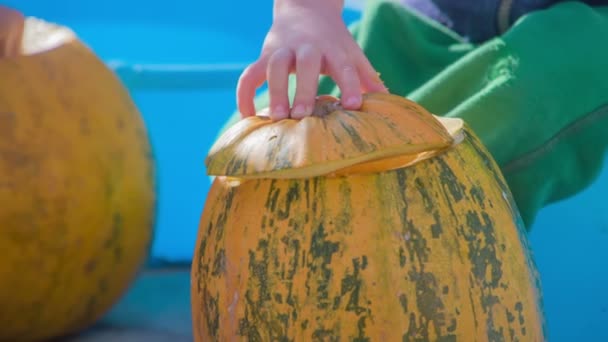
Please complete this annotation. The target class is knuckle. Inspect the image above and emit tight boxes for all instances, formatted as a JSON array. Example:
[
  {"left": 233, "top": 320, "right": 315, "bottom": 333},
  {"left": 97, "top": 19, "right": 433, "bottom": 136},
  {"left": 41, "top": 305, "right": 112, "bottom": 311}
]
[
  {"left": 328, "top": 49, "right": 348, "bottom": 63},
  {"left": 335, "top": 64, "right": 359, "bottom": 88},
  {"left": 296, "top": 44, "right": 321, "bottom": 64},
  {"left": 326, "top": 51, "right": 356, "bottom": 78},
  {"left": 268, "top": 48, "right": 293, "bottom": 66},
  {"left": 341, "top": 64, "right": 356, "bottom": 74}
]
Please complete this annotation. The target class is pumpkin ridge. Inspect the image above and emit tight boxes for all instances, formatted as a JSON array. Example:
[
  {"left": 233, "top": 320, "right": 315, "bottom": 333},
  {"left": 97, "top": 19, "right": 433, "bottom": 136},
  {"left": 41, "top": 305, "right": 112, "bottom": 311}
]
[
  {"left": 206, "top": 94, "right": 462, "bottom": 179},
  {"left": 358, "top": 94, "right": 452, "bottom": 143}
]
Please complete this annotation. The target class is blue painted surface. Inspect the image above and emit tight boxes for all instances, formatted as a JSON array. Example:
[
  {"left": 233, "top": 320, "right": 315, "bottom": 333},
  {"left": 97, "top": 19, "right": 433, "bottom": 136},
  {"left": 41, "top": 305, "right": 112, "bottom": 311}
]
[
  {"left": 7, "top": 0, "right": 276, "bottom": 262},
  {"left": 528, "top": 160, "right": 608, "bottom": 342},
  {"left": 6, "top": 0, "right": 361, "bottom": 263},
  {"left": 7, "top": 1, "right": 607, "bottom": 340}
]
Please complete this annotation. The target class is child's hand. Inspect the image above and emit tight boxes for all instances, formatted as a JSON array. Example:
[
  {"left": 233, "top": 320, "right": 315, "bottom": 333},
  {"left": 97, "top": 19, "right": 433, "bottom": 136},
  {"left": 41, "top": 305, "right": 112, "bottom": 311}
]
[
  {"left": 237, "top": 0, "right": 388, "bottom": 120},
  {"left": 0, "top": 5, "right": 24, "bottom": 58}
]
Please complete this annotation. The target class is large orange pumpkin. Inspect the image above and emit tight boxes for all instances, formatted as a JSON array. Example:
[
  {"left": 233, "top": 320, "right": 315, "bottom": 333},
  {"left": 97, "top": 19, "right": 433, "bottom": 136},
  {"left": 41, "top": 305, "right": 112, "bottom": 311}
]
[
  {"left": 191, "top": 93, "right": 546, "bottom": 341},
  {"left": 0, "top": 7, "right": 156, "bottom": 340}
]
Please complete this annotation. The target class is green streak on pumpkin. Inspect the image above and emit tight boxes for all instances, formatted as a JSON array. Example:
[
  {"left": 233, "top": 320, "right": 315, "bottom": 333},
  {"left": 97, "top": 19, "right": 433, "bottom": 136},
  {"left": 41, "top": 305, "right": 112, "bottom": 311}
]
[
  {"left": 307, "top": 222, "right": 339, "bottom": 310},
  {"left": 399, "top": 294, "right": 408, "bottom": 313},
  {"left": 239, "top": 238, "right": 293, "bottom": 340},
  {"left": 312, "top": 328, "right": 338, "bottom": 342},
  {"left": 273, "top": 133, "right": 293, "bottom": 170},
  {"left": 464, "top": 211, "right": 503, "bottom": 288},
  {"left": 337, "top": 117, "right": 369, "bottom": 152},
  {"left": 332, "top": 257, "right": 373, "bottom": 340},
  {"left": 399, "top": 247, "right": 407, "bottom": 268},
  {"left": 265, "top": 180, "right": 280, "bottom": 213},
  {"left": 468, "top": 127, "right": 547, "bottom": 337},
  {"left": 195, "top": 222, "right": 212, "bottom": 292},
  {"left": 333, "top": 257, "right": 370, "bottom": 316},
  {"left": 279, "top": 235, "right": 300, "bottom": 309},
  {"left": 211, "top": 248, "right": 225, "bottom": 277},
  {"left": 274, "top": 292, "right": 283, "bottom": 304},
  {"left": 469, "top": 185, "right": 487, "bottom": 210},
  {"left": 463, "top": 210, "right": 505, "bottom": 341},
  {"left": 393, "top": 168, "right": 455, "bottom": 340},
  {"left": 515, "top": 302, "right": 527, "bottom": 336},
  {"left": 353, "top": 316, "right": 371, "bottom": 342},
  {"left": 414, "top": 176, "right": 444, "bottom": 238},
  {"left": 226, "top": 154, "right": 246, "bottom": 175},
  {"left": 105, "top": 212, "right": 124, "bottom": 261},
  {"left": 277, "top": 181, "right": 301, "bottom": 221},
  {"left": 197, "top": 186, "right": 237, "bottom": 340},
  {"left": 279, "top": 226, "right": 302, "bottom": 323},
  {"left": 202, "top": 289, "right": 220, "bottom": 340},
  {"left": 334, "top": 179, "right": 353, "bottom": 233},
  {"left": 436, "top": 157, "right": 465, "bottom": 204}
]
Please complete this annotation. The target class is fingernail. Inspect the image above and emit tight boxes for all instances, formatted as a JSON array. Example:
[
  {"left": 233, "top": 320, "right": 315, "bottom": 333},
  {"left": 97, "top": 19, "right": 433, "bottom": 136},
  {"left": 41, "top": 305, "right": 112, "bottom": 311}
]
[
  {"left": 343, "top": 96, "right": 361, "bottom": 108},
  {"left": 291, "top": 105, "right": 309, "bottom": 118},
  {"left": 272, "top": 106, "right": 288, "bottom": 119}
]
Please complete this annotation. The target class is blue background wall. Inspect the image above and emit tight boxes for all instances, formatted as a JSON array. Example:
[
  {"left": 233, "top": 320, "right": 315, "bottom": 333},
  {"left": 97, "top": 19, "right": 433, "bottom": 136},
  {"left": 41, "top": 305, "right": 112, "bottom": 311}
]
[{"left": 5, "top": 1, "right": 607, "bottom": 340}]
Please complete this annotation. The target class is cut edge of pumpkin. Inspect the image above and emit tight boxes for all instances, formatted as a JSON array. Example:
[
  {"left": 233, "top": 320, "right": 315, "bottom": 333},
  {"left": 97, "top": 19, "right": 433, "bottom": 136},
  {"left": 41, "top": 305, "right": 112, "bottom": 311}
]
[
  {"left": 21, "top": 16, "right": 76, "bottom": 56},
  {"left": 207, "top": 94, "right": 464, "bottom": 179},
  {"left": 214, "top": 116, "right": 464, "bottom": 184}
]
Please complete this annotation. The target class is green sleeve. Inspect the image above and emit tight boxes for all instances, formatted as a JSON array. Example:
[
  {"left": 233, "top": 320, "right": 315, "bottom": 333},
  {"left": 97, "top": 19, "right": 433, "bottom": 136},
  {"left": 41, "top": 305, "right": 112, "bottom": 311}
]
[{"left": 220, "top": 1, "right": 608, "bottom": 230}]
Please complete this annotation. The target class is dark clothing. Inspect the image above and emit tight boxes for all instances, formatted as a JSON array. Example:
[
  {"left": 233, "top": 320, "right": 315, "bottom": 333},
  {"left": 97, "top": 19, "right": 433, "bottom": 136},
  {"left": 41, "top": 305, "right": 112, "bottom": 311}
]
[{"left": 400, "top": 0, "right": 608, "bottom": 41}]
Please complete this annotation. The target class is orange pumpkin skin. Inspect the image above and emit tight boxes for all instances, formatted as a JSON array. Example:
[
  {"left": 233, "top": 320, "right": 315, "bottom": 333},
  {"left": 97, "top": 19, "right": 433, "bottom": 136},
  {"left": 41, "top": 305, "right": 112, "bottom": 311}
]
[
  {"left": 0, "top": 12, "right": 155, "bottom": 341},
  {"left": 191, "top": 94, "right": 546, "bottom": 341}
]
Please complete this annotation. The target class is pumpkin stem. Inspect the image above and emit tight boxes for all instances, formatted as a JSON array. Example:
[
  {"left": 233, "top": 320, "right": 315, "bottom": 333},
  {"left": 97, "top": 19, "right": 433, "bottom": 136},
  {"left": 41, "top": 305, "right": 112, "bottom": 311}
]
[
  {"left": 0, "top": 6, "right": 25, "bottom": 58},
  {"left": 311, "top": 95, "right": 343, "bottom": 117}
]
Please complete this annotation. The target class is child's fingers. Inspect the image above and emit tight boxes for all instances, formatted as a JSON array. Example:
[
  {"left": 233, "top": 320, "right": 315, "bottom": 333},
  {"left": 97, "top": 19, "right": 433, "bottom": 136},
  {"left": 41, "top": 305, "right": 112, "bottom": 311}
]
[
  {"left": 357, "top": 55, "right": 388, "bottom": 93},
  {"left": 237, "top": 59, "right": 268, "bottom": 117},
  {"left": 359, "top": 72, "right": 389, "bottom": 93},
  {"left": 291, "top": 45, "right": 322, "bottom": 119},
  {"left": 266, "top": 48, "right": 294, "bottom": 120},
  {"left": 326, "top": 52, "right": 362, "bottom": 110}
]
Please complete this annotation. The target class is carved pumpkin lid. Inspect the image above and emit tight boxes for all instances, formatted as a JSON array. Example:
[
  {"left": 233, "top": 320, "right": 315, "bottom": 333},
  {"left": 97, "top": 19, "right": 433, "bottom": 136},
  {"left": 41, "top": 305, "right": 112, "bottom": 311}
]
[
  {"left": 206, "top": 93, "right": 464, "bottom": 179},
  {"left": 0, "top": 5, "right": 76, "bottom": 59}
]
